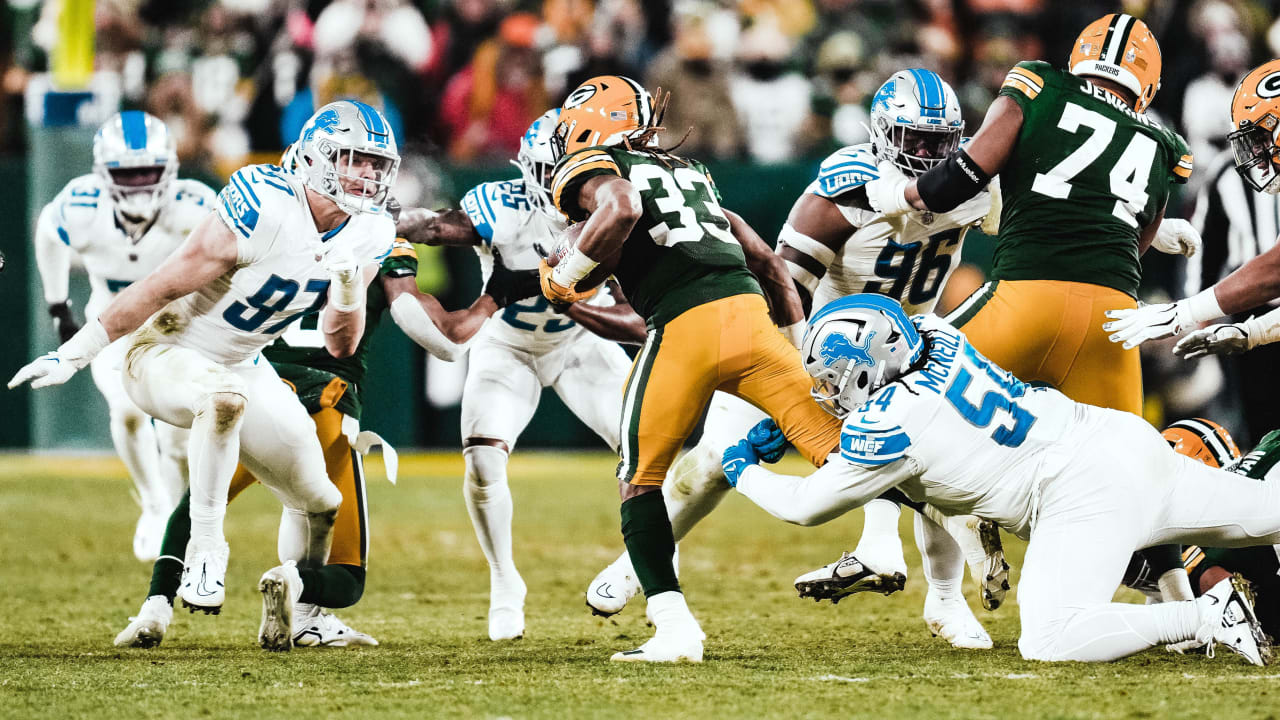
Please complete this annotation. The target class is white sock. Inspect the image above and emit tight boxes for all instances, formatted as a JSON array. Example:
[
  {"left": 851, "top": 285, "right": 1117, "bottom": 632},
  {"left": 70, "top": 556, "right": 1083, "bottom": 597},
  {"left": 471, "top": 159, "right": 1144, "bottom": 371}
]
[
  {"left": 1158, "top": 568, "right": 1196, "bottom": 602},
  {"left": 859, "top": 499, "right": 902, "bottom": 544},
  {"left": 463, "top": 445, "right": 521, "bottom": 590},
  {"left": 109, "top": 408, "right": 168, "bottom": 513},
  {"left": 186, "top": 394, "right": 244, "bottom": 542},
  {"left": 914, "top": 512, "right": 964, "bottom": 600},
  {"left": 665, "top": 445, "right": 732, "bottom": 541},
  {"left": 277, "top": 507, "right": 335, "bottom": 569},
  {"left": 647, "top": 591, "right": 701, "bottom": 633}
]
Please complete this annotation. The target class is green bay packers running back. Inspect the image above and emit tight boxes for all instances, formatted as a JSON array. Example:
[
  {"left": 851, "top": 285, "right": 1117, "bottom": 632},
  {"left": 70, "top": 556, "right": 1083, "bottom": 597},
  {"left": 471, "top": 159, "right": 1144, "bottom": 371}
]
[{"left": 541, "top": 75, "right": 842, "bottom": 662}]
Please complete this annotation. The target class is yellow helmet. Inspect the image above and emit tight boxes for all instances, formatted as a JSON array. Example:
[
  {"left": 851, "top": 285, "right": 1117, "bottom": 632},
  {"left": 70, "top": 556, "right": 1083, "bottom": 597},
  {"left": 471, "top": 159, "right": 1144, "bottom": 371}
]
[
  {"left": 1162, "top": 418, "right": 1241, "bottom": 469},
  {"left": 1228, "top": 60, "right": 1280, "bottom": 194},
  {"left": 1068, "top": 13, "right": 1162, "bottom": 112},
  {"left": 553, "top": 75, "right": 657, "bottom": 157}
]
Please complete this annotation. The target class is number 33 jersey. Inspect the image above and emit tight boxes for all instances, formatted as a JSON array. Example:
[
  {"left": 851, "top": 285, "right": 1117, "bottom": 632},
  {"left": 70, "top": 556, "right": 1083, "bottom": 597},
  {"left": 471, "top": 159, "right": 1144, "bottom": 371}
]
[
  {"left": 802, "top": 143, "right": 992, "bottom": 316},
  {"left": 994, "top": 60, "right": 1192, "bottom": 297},
  {"left": 146, "top": 163, "right": 394, "bottom": 366},
  {"left": 839, "top": 314, "right": 1081, "bottom": 537}
]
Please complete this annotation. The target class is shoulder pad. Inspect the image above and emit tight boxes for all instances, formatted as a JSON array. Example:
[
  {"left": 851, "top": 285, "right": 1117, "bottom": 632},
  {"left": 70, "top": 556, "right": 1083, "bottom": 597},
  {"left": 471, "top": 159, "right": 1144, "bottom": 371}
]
[
  {"left": 807, "top": 145, "right": 878, "bottom": 199},
  {"left": 381, "top": 238, "right": 419, "bottom": 278},
  {"left": 1166, "top": 130, "right": 1193, "bottom": 183},
  {"left": 1001, "top": 61, "right": 1051, "bottom": 102},
  {"left": 217, "top": 164, "right": 299, "bottom": 240},
  {"left": 838, "top": 385, "right": 913, "bottom": 466},
  {"left": 162, "top": 179, "right": 216, "bottom": 230},
  {"left": 461, "top": 181, "right": 528, "bottom": 247},
  {"left": 54, "top": 174, "right": 106, "bottom": 235},
  {"left": 551, "top": 147, "right": 622, "bottom": 221},
  {"left": 352, "top": 213, "right": 397, "bottom": 266}
]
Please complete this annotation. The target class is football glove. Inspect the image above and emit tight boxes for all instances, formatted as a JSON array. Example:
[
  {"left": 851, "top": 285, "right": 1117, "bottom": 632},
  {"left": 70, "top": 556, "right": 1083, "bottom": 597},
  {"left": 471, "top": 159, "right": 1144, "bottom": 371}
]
[
  {"left": 538, "top": 259, "right": 597, "bottom": 305},
  {"left": 8, "top": 352, "right": 82, "bottom": 389},
  {"left": 483, "top": 249, "right": 541, "bottom": 308},
  {"left": 1104, "top": 301, "right": 1198, "bottom": 349},
  {"left": 863, "top": 162, "right": 913, "bottom": 218},
  {"left": 48, "top": 301, "right": 81, "bottom": 344},
  {"left": 721, "top": 440, "right": 760, "bottom": 488},
  {"left": 325, "top": 248, "right": 362, "bottom": 312},
  {"left": 1150, "top": 218, "right": 1202, "bottom": 258},
  {"left": 746, "top": 418, "right": 789, "bottom": 463},
  {"left": 1174, "top": 323, "right": 1253, "bottom": 359}
]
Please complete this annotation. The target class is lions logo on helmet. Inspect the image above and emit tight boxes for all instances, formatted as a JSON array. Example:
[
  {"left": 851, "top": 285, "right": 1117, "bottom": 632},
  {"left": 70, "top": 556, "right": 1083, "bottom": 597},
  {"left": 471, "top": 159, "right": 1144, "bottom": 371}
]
[
  {"left": 514, "top": 109, "right": 561, "bottom": 214},
  {"left": 1068, "top": 13, "right": 1162, "bottom": 113},
  {"left": 1229, "top": 60, "right": 1280, "bottom": 194},
  {"left": 295, "top": 100, "right": 400, "bottom": 216},
  {"left": 1162, "top": 418, "right": 1242, "bottom": 469},
  {"left": 802, "top": 294, "right": 923, "bottom": 418},
  {"left": 92, "top": 111, "right": 178, "bottom": 228},
  {"left": 868, "top": 69, "right": 964, "bottom": 177}
]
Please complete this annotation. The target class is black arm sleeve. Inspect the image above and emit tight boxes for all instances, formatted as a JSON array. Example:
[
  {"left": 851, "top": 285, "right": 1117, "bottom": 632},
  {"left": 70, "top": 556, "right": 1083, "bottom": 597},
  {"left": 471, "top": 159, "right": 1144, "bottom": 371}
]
[{"left": 915, "top": 149, "right": 992, "bottom": 213}]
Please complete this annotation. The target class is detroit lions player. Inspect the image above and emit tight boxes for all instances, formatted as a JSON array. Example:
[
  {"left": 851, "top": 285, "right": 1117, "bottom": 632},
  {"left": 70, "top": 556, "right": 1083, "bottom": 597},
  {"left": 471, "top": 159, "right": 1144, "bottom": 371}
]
[
  {"left": 396, "top": 109, "right": 635, "bottom": 641},
  {"left": 584, "top": 70, "right": 1005, "bottom": 648},
  {"left": 10, "top": 101, "right": 399, "bottom": 648},
  {"left": 33, "top": 111, "right": 212, "bottom": 562},
  {"left": 722, "top": 294, "right": 1276, "bottom": 664}
]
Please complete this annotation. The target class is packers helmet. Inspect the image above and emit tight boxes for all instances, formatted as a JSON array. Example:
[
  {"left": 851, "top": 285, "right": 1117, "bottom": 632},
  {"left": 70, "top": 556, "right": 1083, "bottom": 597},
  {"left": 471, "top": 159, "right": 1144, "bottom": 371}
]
[
  {"left": 1162, "top": 418, "right": 1242, "bottom": 468},
  {"left": 552, "top": 75, "right": 657, "bottom": 158},
  {"left": 1228, "top": 60, "right": 1280, "bottom": 194},
  {"left": 1069, "top": 13, "right": 1162, "bottom": 112}
]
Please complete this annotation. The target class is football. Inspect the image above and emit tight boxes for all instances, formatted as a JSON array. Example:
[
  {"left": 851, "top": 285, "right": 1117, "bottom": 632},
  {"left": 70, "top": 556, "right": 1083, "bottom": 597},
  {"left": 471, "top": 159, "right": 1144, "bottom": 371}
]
[{"left": 549, "top": 221, "right": 618, "bottom": 291}]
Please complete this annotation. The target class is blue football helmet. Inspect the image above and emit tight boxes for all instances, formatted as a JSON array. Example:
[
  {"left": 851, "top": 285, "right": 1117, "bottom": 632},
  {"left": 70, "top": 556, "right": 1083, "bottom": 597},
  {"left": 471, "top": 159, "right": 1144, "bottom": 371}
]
[
  {"left": 802, "top": 294, "right": 924, "bottom": 417},
  {"left": 92, "top": 111, "right": 178, "bottom": 226},
  {"left": 869, "top": 69, "right": 964, "bottom": 176},
  {"left": 296, "top": 100, "right": 400, "bottom": 216},
  {"left": 514, "top": 108, "right": 560, "bottom": 214}
]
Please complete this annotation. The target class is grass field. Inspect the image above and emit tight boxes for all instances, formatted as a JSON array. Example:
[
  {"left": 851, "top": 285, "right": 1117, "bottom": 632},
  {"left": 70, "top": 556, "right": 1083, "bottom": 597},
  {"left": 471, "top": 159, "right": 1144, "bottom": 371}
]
[{"left": 3, "top": 451, "right": 1280, "bottom": 719}]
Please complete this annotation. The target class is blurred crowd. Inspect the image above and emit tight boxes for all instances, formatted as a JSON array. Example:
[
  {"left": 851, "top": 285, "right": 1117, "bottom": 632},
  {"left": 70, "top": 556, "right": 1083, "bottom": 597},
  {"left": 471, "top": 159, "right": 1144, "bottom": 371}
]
[{"left": 0, "top": 0, "right": 1277, "bottom": 194}]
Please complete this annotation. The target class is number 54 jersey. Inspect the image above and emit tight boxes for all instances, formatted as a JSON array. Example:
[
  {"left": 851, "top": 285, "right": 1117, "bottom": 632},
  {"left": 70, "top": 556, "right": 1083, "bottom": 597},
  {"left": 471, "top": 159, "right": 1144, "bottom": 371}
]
[
  {"left": 141, "top": 164, "right": 394, "bottom": 366},
  {"left": 994, "top": 60, "right": 1192, "bottom": 298},
  {"left": 841, "top": 314, "right": 1082, "bottom": 538}
]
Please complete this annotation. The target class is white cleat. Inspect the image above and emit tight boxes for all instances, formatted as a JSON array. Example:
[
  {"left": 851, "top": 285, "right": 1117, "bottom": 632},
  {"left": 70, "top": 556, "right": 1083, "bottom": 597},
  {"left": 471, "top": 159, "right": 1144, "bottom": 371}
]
[
  {"left": 611, "top": 626, "right": 705, "bottom": 663},
  {"left": 292, "top": 603, "right": 379, "bottom": 647},
  {"left": 923, "top": 588, "right": 992, "bottom": 650},
  {"left": 113, "top": 595, "right": 173, "bottom": 648},
  {"left": 926, "top": 508, "right": 1010, "bottom": 611},
  {"left": 794, "top": 551, "right": 906, "bottom": 603},
  {"left": 1198, "top": 576, "right": 1272, "bottom": 666},
  {"left": 258, "top": 561, "right": 302, "bottom": 652},
  {"left": 132, "top": 510, "right": 168, "bottom": 563},
  {"left": 586, "top": 556, "right": 642, "bottom": 617},
  {"left": 178, "top": 537, "right": 229, "bottom": 614},
  {"left": 488, "top": 574, "right": 527, "bottom": 641}
]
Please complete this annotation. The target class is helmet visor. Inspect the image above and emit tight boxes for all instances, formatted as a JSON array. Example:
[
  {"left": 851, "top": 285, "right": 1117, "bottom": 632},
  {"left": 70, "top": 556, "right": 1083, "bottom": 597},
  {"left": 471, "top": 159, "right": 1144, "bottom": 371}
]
[
  {"left": 889, "top": 126, "right": 962, "bottom": 176},
  {"left": 1229, "top": 123, "right": 1280, "bottom": 193}
]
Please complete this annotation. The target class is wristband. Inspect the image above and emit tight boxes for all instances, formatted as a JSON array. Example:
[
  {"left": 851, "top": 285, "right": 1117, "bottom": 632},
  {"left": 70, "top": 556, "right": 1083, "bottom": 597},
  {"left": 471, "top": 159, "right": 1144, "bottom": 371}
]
[
  {"left": 1185, "top": 288, "right": 1225, "bottom": 324},
  {"left": 551, "top": 247, "right": 600, "bottom": 288},
  {"left": 58, "top": 318, "right": 110, "bottom": 364}
]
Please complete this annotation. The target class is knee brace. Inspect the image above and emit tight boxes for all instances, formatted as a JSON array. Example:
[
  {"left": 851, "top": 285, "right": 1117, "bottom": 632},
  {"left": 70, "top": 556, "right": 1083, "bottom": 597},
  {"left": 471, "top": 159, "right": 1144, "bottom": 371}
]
[{"left": 464, "top": 444, "right": 510, "bottom": 495}]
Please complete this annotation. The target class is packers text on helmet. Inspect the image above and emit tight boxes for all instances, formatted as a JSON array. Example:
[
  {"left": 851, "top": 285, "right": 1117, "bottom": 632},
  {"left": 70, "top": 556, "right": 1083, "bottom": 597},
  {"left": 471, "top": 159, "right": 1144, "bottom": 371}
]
[{"left": 1069, "top": 13, "right": 1162, "bottom": 113}]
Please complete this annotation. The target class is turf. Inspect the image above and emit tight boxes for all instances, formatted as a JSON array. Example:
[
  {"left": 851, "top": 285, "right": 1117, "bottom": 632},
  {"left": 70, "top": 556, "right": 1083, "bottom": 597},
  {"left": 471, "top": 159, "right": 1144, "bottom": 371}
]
[{"left": 3, "top": 451, "right": 1279, "bottom": 719}]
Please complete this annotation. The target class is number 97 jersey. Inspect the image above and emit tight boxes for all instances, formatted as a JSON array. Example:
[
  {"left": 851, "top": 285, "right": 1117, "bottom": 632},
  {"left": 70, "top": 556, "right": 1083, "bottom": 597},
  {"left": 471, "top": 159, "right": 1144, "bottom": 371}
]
[{"left": 993, "top": 60, "right": 1193, "bottom": 298}]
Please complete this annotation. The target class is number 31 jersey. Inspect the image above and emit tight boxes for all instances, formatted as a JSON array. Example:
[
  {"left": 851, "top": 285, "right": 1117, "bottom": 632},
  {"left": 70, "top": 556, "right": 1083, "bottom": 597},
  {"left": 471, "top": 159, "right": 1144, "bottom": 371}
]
[
  {"left": 141, "top": 163, "right": 394, "bottom": 366},
  {"left": 995, "top": 60, "right": 1192, "bottom": 298}
]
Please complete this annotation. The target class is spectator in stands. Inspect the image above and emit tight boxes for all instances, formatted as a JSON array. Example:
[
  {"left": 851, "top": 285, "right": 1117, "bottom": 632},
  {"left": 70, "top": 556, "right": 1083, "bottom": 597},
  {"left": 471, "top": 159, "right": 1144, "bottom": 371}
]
[
  {"left": 729, "top": 17, "right": 812, "bottom": 163},
  {"left": 645, "top": 8, "right": 743, "bottom": 159},
  {"left": 808, "top": 31, "right": 870, "bottom": 150}
]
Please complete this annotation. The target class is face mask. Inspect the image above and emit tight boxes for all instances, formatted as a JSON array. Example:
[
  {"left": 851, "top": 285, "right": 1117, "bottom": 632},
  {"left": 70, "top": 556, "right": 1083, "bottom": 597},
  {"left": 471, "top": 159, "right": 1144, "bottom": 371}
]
[
  {"left": 742, "top": 60, "right": 785, "bottom": 81},
  {"left": 682, "top": 59, "right": 713, "bottom": 77}
]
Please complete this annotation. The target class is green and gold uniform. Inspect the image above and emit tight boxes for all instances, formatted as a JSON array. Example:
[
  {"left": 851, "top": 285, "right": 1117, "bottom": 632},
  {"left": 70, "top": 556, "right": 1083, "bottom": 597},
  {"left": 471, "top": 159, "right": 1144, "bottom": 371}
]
[
  {"left": 551, "top": 146, "right": 841, "bottom": 487},
  {"left": 947, "top": 61, "right": 1193, "bottom": 415}
]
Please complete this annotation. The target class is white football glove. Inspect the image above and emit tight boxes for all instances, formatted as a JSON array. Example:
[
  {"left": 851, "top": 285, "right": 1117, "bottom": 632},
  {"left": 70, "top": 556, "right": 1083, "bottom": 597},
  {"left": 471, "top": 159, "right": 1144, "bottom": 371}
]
[
  {"left": 1173, "top": 323, "right": 1253, "bottom": 359},
  {"left": 8, "top": 352, "right": 84, "bottom": 389},
  {"left": 1103, "top": 301, "right": 1198, "bottom": 349},
  {"left": 1150, "top": 218, "right": 1202, "bottom": 258},
  {"left": 325, "top": 247, "right": 362, "bottom": 312},
  {"left": 864, "top": 162, "right": 914, "bottom": 217}
]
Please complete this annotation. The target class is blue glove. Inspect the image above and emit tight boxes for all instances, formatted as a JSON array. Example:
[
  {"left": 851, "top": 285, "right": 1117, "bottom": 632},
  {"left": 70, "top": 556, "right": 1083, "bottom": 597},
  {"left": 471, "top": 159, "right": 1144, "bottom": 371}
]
[
  {"left": 746, "top": 418, "right": 789, "bottom": 463},
  {"left": 722, "top": 440, "right": 760, "bottom": 488}
]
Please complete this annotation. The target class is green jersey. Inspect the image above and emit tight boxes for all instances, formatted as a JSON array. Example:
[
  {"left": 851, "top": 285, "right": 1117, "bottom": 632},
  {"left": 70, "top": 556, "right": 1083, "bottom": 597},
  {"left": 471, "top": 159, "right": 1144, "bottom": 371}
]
[
  {"left": 994, "top": 61, "right": 1193, "bottom": 297},
  {"left": 264, "top": 238, "right": 418, "bottom": 419},
  {"left": 550, "top": 145, "right": 761, "bottom": 328}
]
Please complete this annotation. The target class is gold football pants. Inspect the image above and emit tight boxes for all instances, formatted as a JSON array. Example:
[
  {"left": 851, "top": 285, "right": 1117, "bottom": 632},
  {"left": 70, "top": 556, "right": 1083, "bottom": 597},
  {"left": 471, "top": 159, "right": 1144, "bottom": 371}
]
[
  {"left": 619, "top": 293, "right": 841, "bottom": 486},
  {"left": 946, "top": 279, "right": 1142, "bottom": 415}
]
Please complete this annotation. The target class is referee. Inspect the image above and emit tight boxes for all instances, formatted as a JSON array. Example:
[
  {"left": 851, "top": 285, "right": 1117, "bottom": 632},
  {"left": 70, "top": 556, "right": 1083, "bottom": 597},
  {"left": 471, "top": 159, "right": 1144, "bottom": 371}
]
[{"left": 1188, "top": 148, "right": 1280, "bottom": 445}]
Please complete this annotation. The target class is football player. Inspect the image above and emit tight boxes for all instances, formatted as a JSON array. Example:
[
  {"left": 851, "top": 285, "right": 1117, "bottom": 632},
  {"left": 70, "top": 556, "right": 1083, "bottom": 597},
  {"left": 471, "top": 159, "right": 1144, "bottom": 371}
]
[
  {"left": 1106, "top": 59, "right": 1280, "bottom": 362},
  {"left": 11, "top": 101, "right": 400, "bottom": 649},
  {"left": 723, "top": 294, "right": 1275, "bottom": 664},
  {"left": 539, "top": 75, "right": 844, "bottom": 662},
  {"left": 395, "top": 109, "right": 639, "bottom": 642},
  {"left": 33, "top": 111, "right": 212, "bottom": 561},
  {"left": 583, "top": 70, "right": 1005, "bottom": 649},
  {"left": 859, "top": 13, "right": 1203, "bottom": 604}
]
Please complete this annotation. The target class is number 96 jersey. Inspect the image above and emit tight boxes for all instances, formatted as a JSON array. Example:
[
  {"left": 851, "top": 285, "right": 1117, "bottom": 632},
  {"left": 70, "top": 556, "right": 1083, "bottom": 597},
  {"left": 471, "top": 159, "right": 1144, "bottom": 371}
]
[
  {"left": 803, "top": 143, "right": 992, "bottom": 315},
  {"left": 139, "top": 164, "right": 394, "bottom": 365}
]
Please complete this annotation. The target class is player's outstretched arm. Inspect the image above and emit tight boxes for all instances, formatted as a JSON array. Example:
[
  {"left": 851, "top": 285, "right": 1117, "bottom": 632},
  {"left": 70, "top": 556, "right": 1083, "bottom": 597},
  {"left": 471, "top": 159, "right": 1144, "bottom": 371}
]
[
  {"left": 563, "top": 279, "right": 647, "bottom": 345},
  {"left": 384, "top": 275, "right": 498, "bottom": 361},
  {"left": 726, "top": 209, "right": 805, "bottom": 345},
  {"left": 321, "top": 255, "right": 376, "bottom": 359},
  {"left": 395, "top": 207, "right": 482, "bottom": 247},
  {"left": 729, "top": 451, "right": 919, "bottom": 527}
]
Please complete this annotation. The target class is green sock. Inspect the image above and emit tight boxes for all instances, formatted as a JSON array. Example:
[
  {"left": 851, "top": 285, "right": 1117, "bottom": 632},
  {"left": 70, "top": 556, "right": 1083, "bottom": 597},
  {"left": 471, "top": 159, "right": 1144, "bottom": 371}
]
[
  {"left": 1141, "top": 544, "right": 1184, "bottom": 577},
  {"left": 621, "top": 491, "right": 680, "bottom": 597},
  {"left": 298, "top": 564, "right": 366, "bottom": 608},
  {"left": 147, "top": 491, "right": 191, "bottom": 603}
]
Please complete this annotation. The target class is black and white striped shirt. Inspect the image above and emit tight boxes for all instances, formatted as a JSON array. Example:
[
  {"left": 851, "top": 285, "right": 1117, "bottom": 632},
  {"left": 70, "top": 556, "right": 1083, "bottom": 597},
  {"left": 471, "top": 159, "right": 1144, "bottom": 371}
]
[{"left": 1187, "top": 149, "right": 1280, "bottom": 311}]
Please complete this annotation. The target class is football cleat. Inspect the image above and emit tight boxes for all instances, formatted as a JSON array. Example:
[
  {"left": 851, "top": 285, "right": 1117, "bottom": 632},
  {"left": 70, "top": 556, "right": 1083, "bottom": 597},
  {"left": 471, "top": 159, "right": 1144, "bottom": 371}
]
[
  {"left": 488, "top": 574, "right": 527, "bottom": 641},
  {"left": 132, "top": 510, "right": 168, "bottom": 563},
  {"left": 610, "top": 626, "right": 705, "bottom": 663},
  {"left": 178, "top": 536, "right": 229, "bottom": 614},
  {"left": 292, "top": 603, "right": 379, "bottom": 648},
  {"left": 923, "top": 588, "right": 992, "bottom": 650},
  {"left": 1197, "top": 575, "right": 1272, "bottom": 666},
  {"left": 113, "top": 595, "right": 173, "bottom": 648},
  {"left": 586, "top": 556, "right": 642, "bottom": 617},
  {"left": 794, "top": 551, "right": 906, "bottom": 604},
  {"left": 258, "top": 562, "right": 302, "bottom": 652},
  {"left": 971, "top": 518, "right": 1011, "bottom": 611}
]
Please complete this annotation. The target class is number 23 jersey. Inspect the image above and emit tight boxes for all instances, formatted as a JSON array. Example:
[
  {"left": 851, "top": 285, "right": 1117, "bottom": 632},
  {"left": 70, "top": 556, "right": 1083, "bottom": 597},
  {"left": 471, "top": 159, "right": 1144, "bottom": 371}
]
[
  {"left": 145, "top": 163, "right": 394, "bottom": 365},
  {"left": 995, "top": 60, "right": 1192, "bottom": 297}
]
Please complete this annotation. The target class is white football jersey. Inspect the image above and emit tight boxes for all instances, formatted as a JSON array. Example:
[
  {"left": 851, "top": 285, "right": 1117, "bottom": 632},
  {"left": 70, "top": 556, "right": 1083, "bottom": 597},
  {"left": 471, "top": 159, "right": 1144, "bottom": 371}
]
[
  {"left": 802, "top": 143, "right": 993, "bottom": 315},
  {"left": 462, "top": 179, "right": 609, "bottom": 353},
  {"left": 35, "top": 174, "right": 216, "bottom": 319},
  {"left": 839, "top": 314, "right": 1084, "bottom": 538},
  {"left": 139, "top": 163, "right": 394, "bottom": 365}
]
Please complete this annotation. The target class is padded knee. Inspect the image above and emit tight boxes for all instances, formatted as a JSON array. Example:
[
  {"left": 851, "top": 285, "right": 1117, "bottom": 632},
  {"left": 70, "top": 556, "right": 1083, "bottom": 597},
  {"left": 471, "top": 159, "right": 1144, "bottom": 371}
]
[
  {"left": 111, "top": 406, "right": 149, "bottom": 436},
  {"left": 464, "top": 444, "right": 509, "bottom": 492}
]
